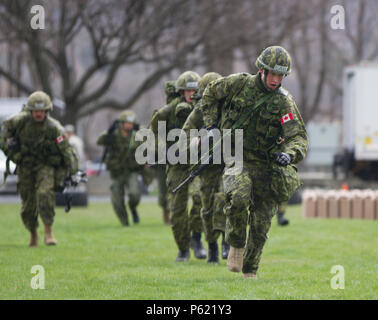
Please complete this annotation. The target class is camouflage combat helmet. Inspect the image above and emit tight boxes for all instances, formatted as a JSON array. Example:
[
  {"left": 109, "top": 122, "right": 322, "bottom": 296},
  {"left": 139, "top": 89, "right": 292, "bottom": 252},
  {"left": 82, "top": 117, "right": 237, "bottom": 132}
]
[
  {"left": 25, "top": 91, "right": 53, "bottom": 111},
  {"left": 255, "top": 46, "right": 291, "bottom": 75},
  {"left": 198, "top": 72, "right": 221, "bottom": 97},
  {"left": 119, "top": 110, "right": 136, "bottom": 123},
  {"left": 175, "top": 71, "right": 200, "bottom": 92}
]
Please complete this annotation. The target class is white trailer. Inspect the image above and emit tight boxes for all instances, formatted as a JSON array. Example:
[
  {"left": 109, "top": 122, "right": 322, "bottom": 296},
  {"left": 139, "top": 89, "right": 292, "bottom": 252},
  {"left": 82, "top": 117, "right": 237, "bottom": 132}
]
[
  {"left": 333, "top": 64, "right": 378, "bottom": 181},
  {"left": 343, "top": 64, "right": 378, "bottom": 160}
]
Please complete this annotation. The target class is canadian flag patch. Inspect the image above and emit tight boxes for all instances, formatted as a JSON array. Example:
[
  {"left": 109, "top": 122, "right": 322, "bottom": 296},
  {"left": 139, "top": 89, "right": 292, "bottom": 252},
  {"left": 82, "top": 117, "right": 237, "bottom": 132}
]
[
  {"left": 280, "top": 113, "right": 293, "bottom": 124},
  {"left": 55, "top": 135, "right": 66, "bottom": 144}
]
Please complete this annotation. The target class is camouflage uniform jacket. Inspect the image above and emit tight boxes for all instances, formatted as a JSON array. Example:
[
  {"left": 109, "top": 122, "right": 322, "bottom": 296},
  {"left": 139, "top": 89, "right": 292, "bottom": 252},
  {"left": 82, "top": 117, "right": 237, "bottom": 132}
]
[
  {"left": 97, "top": 127, "right": 141, "bottom": 176},
  {"left": 0, "top": 111, "right": 77, "bottom": 173},
  {"left": 150, "top": 96, "right": 194, "bottom": 148},
  {"left": 200, "top": 72, "right": 308, "bottom": 164},
  {"left": 182, "top": 104, "right": 204, "bottom": 132}
]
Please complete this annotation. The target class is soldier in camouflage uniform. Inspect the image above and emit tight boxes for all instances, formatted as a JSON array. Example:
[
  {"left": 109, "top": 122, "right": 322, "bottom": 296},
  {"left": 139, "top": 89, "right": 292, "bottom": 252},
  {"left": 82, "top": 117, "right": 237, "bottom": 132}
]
[
  {"left": 149, "top": 81, "right": 179, "bottom": 226},
  {"left": 0, "top": 91, "right": 78, "bottom": 247},
  {"left": 200, "top": 46, "right": 308, "bottom": 278},
  {"left": 150, "top": 71, "right": 206, "bottom": 262},
  {"left": 97, "top": 110, "right": 142, "bottom": 226},
  {"left": 182, "top": 72, "right": 229, "bottom": 264}
]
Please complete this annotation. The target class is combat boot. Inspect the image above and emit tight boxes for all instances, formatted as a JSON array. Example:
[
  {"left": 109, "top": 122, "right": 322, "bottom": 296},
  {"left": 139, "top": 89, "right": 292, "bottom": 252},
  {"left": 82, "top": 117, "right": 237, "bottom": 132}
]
[
  {"left": 176, "top": 249, "right": 190, "bottom": 262},
  {"left": 162, "top": 208, "right": 170, "bottom": 225},
  {"left": 119, "top": 215, "right": 129, "bottom": 227},
  {"left": 44, "top": 224, "right": 57, "bottom": 246},
  {"left": 277, "top": 212, "right": 289, "bottom": 226},
  {"left": 29, "top": 229, "right": 39, "bottom": 247},
  {"left": 190, "top": 232, "right": 207, "bottom": 259},
  {"left": 207, "top": 242, "right": 219, "bottom": 264},
  {"left": 131, "top": 208, "right": 140, "bottom": 224},
  {"left": 243, "top": 273, "right": 258, "bottom": 280},
  {"left": 221, "top": 232, "right": 230, "bottom": 260},
  {"left": 227, "top": 246, "right": 244, "bottom": 272},
  {"left": 115, "top": 210, "right": 129, "bottom": 226}
]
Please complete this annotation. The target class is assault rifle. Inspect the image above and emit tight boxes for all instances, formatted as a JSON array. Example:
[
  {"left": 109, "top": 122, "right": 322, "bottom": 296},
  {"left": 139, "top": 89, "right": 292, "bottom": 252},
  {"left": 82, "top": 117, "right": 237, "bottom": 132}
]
[
  {"left": 172, "top": 154, "right": 213, "bottom": 194},
  {"left": 63, "top": 170, "right": 88, "bottom": 213},
  {"left": 172, "top": 124, "right": 222, "bottom": 194}
]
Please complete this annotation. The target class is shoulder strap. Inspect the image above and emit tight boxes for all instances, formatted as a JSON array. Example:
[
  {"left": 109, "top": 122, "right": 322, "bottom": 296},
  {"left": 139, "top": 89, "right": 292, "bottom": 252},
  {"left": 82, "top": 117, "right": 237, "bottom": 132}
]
[
  {"left": 231, "top": 93, "right": 273, "bottom": 130},
  {"left": 220, "top": 74, "right": 250, "bottom": 128}
]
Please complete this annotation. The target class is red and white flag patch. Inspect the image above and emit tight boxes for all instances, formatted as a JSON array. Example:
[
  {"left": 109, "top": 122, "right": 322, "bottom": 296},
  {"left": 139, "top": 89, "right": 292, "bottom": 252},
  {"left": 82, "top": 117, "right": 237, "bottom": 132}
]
[
  {"left": 55, "top": 135, "right": 66, "bottom": 144},
  {"left": 280, "top": 113, "right": 293, "bottom": 124}
]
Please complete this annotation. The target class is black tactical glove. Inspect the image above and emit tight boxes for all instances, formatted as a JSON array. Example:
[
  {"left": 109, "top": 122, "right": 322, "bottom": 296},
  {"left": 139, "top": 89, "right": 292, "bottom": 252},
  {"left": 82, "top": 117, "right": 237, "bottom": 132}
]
[{"left": 275, "top": 152, "right": 291, "bottom": 166}]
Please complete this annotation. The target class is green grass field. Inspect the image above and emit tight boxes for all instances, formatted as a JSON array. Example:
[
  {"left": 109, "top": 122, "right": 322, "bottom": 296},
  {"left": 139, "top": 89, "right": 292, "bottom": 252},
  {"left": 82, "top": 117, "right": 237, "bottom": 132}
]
[{"left": 0, "top": 201, "right": 376, "bottom": 300}]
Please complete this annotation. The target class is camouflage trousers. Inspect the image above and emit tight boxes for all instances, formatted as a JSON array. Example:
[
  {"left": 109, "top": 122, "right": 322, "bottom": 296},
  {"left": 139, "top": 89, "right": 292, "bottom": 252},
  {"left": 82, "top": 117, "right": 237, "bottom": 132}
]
[
  {"left": 223, "top": 161, "right": 278, "bottom": 274},
  {"left": 110, "top": 171, "right": 141, "bottom": 225},
  {"left": 153, "top": 164, "right": 168, "bottom": 209},
  {"left": 189, "top": 176, "right": 202, "bottom": 232},
  {"left": 166, "top": 164, "right": 203, "bottom": 251},
  {"left": 141, "top": 166, "right": 155, "bottom": 188},
  {"left": 199, "top": 165, "right": 226, "bottom": 243},
  {"left": 17, "top": 165, "right": 56, "bottom": 231}
]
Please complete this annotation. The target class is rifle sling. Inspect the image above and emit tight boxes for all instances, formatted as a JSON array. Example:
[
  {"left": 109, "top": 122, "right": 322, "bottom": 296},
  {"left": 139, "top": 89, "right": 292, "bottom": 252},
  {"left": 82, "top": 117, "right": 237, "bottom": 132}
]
[{"left": 231, "top": 93, "right": 273, "bottom": 130}]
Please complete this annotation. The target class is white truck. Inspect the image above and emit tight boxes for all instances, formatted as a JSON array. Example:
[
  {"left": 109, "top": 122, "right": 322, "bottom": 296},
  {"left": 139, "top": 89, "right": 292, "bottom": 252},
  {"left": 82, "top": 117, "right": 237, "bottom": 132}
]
[{"left": 334, "top": 64, "right": 378, "bottom": 181}]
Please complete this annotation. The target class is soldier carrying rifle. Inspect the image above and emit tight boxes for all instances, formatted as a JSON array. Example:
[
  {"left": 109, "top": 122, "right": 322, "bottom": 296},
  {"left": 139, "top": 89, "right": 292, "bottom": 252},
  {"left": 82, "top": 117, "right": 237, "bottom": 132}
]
[
  {"left": 0, "top": 91, "right": 78, "bottom": 247},
  {"left": 97, "top": 110, "right": 142, "bottom": 226}
]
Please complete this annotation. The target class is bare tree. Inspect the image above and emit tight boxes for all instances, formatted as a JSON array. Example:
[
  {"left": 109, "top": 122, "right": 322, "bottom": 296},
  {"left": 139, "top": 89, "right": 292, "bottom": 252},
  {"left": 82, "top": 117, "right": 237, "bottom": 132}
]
[
  {"left": 233, "top": 0, "right": 378, "bottom": 123},
  {"left": 286, "top": 0, "right": 329, "bottom": 122},
  {"left": 0, "top": 0, "right": 219, "bottom": 124},
  {"left": 0, "top": 0, "right": 376, "bottom": 127},
  {"left": 326, "top": 0, "right": 378, "bottom": 96}
]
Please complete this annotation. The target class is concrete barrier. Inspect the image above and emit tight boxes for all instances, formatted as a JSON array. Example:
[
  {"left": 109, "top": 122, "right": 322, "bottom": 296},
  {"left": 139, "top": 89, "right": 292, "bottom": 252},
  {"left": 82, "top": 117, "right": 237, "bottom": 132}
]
[{"left": 302, "top": 189, "right": 378, "bottom": 220}]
